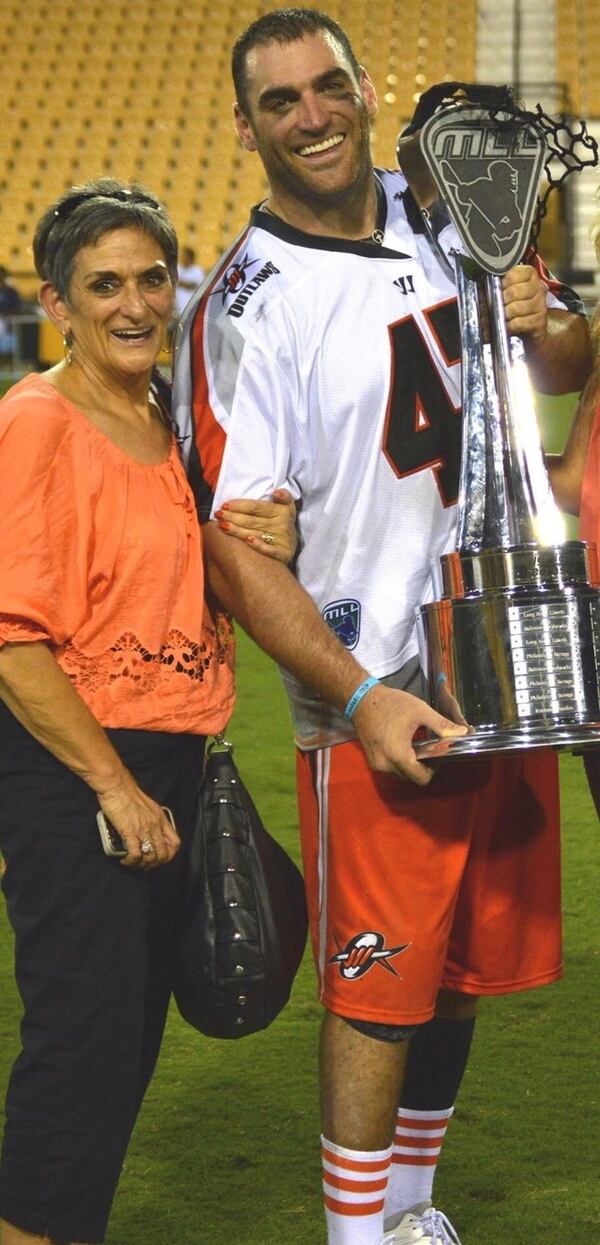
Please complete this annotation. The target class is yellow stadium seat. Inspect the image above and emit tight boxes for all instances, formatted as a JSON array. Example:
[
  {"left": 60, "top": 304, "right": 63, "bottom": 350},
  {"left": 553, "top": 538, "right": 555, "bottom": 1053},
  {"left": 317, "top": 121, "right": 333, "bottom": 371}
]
[{"left": 1, "top": 0, "right": 586, "bottom": 288}]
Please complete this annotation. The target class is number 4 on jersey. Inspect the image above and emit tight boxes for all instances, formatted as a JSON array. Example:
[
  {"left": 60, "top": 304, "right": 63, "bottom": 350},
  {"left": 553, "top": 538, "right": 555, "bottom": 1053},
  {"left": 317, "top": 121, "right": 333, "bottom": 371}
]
[{"left": 383, "top": 300, "right": 462, "bottom": 507}]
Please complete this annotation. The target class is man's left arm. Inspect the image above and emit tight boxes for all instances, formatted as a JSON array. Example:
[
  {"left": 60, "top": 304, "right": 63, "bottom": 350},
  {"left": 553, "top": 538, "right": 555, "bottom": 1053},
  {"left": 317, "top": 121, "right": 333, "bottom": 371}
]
[{"left": 502, "top": 262, "right": 591, "bottom": 395}]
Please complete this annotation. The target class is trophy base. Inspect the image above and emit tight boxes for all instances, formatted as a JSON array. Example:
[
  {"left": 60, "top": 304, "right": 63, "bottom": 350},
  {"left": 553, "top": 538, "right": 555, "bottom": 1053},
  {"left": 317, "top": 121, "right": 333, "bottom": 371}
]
[
  {"left": 414, "top": 721, "right": 600, "bottom": 761},
  {"left": 416, "top": 567, "right": 600, "bottom": 761}
]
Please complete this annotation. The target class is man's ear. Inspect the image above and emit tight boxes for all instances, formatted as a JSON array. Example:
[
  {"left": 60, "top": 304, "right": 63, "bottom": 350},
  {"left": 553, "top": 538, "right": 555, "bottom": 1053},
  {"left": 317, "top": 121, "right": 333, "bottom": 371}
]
[
  {"left": 359, "top": 67, "right": 378, "bottom": 119},
  {"left": 234, "top": 102, "right": 258, "bottom": 152},
  {"left": 39, "top": 282, "right": 70, "bottom": 333}
]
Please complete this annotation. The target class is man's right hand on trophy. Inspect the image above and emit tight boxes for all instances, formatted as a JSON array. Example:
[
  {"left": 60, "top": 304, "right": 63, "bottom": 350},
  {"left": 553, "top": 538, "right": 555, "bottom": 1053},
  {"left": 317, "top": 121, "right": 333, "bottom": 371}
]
[
  {"left": 477, "top": 262, "right": 546, "bottom": 346},
  {"left": 502, "top": 263, "right": 547, "bottom": 344},
  {"left": 351, "top": 683, "right": 468, "bottom": 786}
]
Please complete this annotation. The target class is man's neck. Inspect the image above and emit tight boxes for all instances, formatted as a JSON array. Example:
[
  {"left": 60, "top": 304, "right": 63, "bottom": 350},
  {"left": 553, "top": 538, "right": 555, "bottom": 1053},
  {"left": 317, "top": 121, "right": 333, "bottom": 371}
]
[{"left": 263, "top": 175, "right": 379, "bottom": 241}]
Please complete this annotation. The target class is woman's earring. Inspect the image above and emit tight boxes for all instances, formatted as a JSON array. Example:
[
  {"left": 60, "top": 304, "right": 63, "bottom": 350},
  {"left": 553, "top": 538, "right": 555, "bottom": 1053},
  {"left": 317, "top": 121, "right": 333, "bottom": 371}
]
[{"left": 62, "top": 331, "right": 73, "bottom": 365}]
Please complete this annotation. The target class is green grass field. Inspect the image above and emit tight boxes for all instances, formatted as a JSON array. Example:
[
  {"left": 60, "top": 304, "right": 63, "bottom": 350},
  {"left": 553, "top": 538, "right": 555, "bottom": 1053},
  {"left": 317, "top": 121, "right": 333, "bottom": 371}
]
[{"left": 0, "top": 631, "right": 598, "bottom": 1244}]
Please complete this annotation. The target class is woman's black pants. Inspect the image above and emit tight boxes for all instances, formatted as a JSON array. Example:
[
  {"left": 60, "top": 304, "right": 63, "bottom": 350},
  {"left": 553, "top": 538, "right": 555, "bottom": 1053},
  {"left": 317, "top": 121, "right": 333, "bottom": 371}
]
[{"left": 0, "top": 705, "right": 204, "bottom": 1243}]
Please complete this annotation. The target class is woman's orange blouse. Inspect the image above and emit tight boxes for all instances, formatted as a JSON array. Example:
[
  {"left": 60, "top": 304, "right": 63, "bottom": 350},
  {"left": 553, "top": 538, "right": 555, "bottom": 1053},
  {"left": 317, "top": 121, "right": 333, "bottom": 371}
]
[
  {"left": 580, "top": 399, "right": 600, "bottom": 556},
  {"left": 0, "top": 374, "right": 235, "bottom": 734}
]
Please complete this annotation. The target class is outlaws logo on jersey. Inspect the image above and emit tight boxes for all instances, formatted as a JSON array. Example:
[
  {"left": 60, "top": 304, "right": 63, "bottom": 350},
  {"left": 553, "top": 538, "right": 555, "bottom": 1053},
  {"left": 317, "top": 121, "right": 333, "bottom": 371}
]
[
  {"left": 329, "top": 931, "right": 410, "bottom": 980},
  {"left": 211, "top": 252, "right": 261, "bottom": 304},
  {"left": 210, "top": 251, "right": 281, "bottom": 318}
]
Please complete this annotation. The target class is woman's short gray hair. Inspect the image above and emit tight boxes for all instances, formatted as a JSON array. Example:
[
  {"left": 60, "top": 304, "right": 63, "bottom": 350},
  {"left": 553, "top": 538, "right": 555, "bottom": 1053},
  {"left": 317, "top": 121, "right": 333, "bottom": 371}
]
[{"left": 33, "top": 177, "right": 178, "bottom": 301}]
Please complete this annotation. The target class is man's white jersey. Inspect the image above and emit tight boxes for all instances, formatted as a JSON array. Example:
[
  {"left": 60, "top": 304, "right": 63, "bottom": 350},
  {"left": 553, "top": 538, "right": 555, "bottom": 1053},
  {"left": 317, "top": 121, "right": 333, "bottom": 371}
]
[{"left": 173, "top": 168, "right": 581, "bottom": 744}]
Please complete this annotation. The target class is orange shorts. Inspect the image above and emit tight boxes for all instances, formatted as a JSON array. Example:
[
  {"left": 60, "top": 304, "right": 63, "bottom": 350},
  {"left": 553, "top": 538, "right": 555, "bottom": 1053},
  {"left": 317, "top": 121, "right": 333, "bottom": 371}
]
[{"left": 296, "top": 742, "right": 562, "bottom": 1025}]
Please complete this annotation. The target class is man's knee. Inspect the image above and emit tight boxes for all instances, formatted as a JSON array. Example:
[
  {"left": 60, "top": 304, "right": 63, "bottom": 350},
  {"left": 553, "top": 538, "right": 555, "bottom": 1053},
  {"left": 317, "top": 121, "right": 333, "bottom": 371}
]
[
  {"left": 342, "top": 1016, "right": 419, "bottom": 1043},
  {"left": 339, "top": 987, "right": 479, "bottom": 1042},
  {"left": 435, "top": 988, "right": 479, "bottom": 1021}
]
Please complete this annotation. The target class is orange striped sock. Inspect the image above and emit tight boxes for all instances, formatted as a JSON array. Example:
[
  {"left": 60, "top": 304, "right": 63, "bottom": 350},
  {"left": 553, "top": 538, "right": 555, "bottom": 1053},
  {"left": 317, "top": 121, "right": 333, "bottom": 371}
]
[
  {"left": 321, "top": 1135, "right": 392, "bottom": 1244},
  {"left": 384, "top": 1107, "right": 453, "bottom": 1219}
]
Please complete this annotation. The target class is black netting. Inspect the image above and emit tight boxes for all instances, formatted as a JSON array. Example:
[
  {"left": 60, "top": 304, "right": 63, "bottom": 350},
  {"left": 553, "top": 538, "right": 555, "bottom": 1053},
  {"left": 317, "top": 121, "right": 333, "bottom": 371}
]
[{"left": 477, "top": 102, "right": 599, "bottom": 245}]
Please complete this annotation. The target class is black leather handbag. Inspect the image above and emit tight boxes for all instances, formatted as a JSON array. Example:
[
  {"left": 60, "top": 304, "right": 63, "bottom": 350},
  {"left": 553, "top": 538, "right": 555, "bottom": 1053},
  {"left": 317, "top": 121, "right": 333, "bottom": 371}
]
[{"left": 174, "top": 738, "right": 308, "bottom": 1039}]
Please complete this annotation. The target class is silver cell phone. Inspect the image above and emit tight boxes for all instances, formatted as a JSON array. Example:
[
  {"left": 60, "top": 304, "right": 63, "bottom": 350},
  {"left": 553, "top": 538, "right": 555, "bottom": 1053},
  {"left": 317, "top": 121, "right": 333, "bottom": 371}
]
[{"left": 96, "top": 807, "right": 176, "bottom": 858}]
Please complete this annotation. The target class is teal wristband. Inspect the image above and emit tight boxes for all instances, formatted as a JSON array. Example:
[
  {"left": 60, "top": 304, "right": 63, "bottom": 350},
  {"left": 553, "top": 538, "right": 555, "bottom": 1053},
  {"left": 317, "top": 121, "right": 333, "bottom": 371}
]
[{"left": 344, "top": 676, "right": 379, "bottom": 720}]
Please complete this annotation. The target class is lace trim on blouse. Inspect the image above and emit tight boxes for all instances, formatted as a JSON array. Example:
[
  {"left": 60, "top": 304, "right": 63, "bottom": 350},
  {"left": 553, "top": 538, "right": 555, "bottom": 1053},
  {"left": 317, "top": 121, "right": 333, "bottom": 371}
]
[
  {"left": 62, "top": 623, "right": 235, "bottom": 690},
  {"left": 0, "top": 618, "right": 234, "bottom": 692}
]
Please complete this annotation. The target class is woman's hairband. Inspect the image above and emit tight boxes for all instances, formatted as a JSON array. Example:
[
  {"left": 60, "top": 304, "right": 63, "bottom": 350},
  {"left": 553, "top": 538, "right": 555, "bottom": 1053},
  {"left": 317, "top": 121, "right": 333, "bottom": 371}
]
[{"left": 53, "top": 188, "right": 162, "bottom": 220}]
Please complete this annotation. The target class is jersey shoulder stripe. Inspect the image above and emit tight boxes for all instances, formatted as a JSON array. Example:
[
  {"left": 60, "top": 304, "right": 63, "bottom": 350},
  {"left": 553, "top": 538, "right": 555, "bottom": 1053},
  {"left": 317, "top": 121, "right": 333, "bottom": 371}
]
[{"left": 174, "top": 226, "right": 253, "bottom": 514}]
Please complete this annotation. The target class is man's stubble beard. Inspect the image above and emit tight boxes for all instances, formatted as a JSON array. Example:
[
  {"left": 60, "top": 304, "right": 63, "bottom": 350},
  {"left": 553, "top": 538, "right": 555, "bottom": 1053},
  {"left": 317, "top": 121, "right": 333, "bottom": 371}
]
[{"left": 257, "top": 111, "right": 374, "bottom": 213}]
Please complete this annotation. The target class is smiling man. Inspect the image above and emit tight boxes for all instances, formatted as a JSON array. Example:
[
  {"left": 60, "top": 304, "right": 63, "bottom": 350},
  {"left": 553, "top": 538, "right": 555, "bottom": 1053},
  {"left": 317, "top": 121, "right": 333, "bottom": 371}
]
[
  {"left": 232, "top": 21, "right": 377, "bottom": 234},
  {"left": 173, "top": 11, "right": 591, "bottom": 1245}
]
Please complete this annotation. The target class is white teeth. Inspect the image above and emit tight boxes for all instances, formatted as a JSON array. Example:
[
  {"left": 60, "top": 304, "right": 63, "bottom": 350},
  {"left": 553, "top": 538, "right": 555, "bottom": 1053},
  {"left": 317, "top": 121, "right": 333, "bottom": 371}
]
[
  {"left": 112, "top": 329, "right": 151, "bottom": 338},
  {"left": 299, "top": 134, "right": 344, "bottom": 156}
]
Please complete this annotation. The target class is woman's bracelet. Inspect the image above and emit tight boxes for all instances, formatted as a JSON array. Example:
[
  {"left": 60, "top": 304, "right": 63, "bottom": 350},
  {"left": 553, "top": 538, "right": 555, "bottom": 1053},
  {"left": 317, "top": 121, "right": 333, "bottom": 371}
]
[{"left": 344, "top": 676, "right": 379, "bottom": 720}]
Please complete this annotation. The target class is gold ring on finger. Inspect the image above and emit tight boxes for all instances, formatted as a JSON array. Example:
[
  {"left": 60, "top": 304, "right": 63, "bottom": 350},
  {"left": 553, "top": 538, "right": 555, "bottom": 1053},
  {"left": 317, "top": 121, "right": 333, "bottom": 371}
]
[
  {"left": 260, "top": 531, "right": 275, "bottom": 545},
  {"left": 140, "top": 839, "right": 155, "bottom": 855}
]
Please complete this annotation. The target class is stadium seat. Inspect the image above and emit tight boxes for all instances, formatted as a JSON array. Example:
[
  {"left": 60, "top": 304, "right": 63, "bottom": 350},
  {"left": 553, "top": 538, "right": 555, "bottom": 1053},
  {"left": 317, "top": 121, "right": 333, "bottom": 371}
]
[{"left": 7, "top": 0, "right": 593, "bottom": 285}]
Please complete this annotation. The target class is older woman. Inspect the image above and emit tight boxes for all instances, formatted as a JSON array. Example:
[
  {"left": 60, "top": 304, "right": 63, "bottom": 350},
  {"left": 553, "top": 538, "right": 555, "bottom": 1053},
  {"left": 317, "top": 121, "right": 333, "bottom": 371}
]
[{"left": 0, "top": 179, "right": 295, "bottom": 1245}]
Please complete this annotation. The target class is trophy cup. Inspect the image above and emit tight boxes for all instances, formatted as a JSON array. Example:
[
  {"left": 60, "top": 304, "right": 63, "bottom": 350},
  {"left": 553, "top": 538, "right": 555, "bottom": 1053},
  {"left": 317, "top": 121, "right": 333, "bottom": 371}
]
[{"left": 413, "top": 100, "right": 600, "bottom": 758}]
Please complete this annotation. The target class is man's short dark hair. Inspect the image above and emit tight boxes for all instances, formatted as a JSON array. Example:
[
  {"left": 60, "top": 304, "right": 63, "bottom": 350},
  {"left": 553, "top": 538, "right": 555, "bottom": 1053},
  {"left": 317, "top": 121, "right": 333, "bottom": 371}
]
[{"left": 232, "top": 7, "right": 361, "bottom": 116}]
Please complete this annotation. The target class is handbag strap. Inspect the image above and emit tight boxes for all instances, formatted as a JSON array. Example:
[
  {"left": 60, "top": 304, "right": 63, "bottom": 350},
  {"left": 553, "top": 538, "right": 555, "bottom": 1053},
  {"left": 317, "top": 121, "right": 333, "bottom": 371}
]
[{"left": 208, "top": 731, "right": 233, "bottom": 757}]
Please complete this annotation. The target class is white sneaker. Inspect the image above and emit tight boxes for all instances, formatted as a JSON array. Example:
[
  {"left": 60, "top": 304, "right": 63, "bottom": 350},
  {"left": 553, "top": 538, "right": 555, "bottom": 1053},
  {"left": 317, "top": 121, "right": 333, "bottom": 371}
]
[{"left": 382, "top": 1206, "right": 462, "bottom": 1244}]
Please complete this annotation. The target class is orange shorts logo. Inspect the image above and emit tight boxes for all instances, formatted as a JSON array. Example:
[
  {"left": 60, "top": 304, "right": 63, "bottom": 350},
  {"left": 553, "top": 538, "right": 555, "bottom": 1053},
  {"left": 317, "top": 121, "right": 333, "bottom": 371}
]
[{"left": 329, "top": 931, "right": 410, "bottom": 980}]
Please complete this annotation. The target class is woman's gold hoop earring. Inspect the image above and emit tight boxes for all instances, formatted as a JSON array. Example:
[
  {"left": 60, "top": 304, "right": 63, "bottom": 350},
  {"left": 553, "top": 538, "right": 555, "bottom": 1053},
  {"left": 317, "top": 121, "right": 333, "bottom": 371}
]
[{"left": 62, "top": 332, "right": 73, "bottom": 365}]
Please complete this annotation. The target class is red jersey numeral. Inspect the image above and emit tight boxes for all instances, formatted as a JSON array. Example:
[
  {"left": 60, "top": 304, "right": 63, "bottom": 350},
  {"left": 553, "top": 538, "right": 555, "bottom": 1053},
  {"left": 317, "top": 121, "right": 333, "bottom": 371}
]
[{"left": 382, "top": 301, "right": 462, "bottom": 507}]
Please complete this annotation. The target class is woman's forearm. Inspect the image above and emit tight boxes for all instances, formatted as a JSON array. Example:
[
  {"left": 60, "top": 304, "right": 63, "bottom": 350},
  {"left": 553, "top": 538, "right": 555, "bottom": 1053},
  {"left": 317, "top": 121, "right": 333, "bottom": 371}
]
[
  {"left": 0, "top": 640, "right": 128, "bottom": 794},
  {"left": 546, "top": 378, "right": 598, "bottom": 516},
  {"left": 0, "top": 641, "right": 182, "bottom": 867}
]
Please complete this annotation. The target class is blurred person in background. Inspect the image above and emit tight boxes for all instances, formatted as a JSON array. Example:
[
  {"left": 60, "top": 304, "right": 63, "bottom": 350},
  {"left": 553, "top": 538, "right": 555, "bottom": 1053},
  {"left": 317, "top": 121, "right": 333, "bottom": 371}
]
[
  {"left": 175, "top": 244, "right": 206, "bottom": 319},
  {"left": 174, "top": 11, "right": 591, "bottom": 1245},
  {"left": 0, "top": 178, "right": 296, "bottom": 1245},
  {"left": 0, "top": 267, "right": 21, "bottom": 355}
]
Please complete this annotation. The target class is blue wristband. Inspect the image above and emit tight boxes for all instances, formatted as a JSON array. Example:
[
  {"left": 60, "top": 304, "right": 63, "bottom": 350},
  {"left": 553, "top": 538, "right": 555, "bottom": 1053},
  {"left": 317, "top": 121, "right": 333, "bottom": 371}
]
[{"left": 344, "top": 676, "right": 379, "bottom": 720}]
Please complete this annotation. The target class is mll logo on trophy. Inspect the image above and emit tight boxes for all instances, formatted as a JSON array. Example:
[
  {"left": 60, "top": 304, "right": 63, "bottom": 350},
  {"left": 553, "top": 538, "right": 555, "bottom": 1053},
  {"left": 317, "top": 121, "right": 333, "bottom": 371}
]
[{"left": 408, "top": 89, "right": 600, "bottom": 757}]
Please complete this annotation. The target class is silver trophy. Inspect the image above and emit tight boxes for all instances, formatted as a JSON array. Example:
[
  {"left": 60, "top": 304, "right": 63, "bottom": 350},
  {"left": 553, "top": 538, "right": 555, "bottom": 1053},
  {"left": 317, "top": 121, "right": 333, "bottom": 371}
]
[{"left": 413, "top": 103, "right": 600, "bottom": 758}]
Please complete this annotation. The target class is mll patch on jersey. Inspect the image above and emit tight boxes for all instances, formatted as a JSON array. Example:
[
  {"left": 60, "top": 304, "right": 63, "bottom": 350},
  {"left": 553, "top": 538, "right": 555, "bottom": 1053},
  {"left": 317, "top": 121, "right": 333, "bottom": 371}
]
[{"left": 323, "top": 599, "right": 361, "bottom": 650}]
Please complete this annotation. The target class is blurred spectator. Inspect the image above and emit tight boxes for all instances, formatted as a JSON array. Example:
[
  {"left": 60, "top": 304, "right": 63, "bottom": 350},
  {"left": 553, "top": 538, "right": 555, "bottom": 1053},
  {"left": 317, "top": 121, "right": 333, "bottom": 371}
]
[
  {"left": 0, "top": 267, "right": 21, "bottom": 355},
  {"left": 175, "top": 246, "right": 205, "bottom": 317}
]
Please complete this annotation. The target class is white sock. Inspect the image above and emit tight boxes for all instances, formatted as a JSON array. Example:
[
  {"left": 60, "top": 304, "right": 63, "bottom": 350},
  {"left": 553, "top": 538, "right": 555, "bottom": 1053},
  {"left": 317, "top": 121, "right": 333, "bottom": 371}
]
[
  {"left": 322, "top": 1135, "right": 392, "bottom": 1244},
  {"left": 383, "top": 1107, "right": 453, "bottom": 1221}
]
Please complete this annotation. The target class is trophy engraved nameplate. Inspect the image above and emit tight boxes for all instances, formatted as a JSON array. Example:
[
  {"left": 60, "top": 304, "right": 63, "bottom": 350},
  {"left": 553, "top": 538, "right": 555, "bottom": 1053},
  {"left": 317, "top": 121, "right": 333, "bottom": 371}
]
[{"left": 413, "top": 103, "right": 600, "bottom": 757}]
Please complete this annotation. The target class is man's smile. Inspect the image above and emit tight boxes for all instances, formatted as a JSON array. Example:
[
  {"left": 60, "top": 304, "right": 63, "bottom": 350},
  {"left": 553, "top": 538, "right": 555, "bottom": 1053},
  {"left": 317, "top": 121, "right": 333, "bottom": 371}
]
[{"left": 297, "top": 133, "right": 345, "bottom": 157}]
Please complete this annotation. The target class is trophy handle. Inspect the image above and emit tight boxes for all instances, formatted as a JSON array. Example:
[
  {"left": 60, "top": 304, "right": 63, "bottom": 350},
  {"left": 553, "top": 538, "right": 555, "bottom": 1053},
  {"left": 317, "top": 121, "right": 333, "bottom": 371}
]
[
  {"left": 485, "top": 273, "right": 563, "bottom": 547},
  {"left": 455, "top": 256, "right": 510, "bottom": 551},
  {"left": 454, "top": 255, "right": 564, "bottom": 553}
]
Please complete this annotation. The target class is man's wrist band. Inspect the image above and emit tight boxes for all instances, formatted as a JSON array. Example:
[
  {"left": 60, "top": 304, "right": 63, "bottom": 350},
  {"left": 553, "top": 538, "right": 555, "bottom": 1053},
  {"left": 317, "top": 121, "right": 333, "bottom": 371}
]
[{"left": 344, "top": 676, "right": 379, "bottom": 720}]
